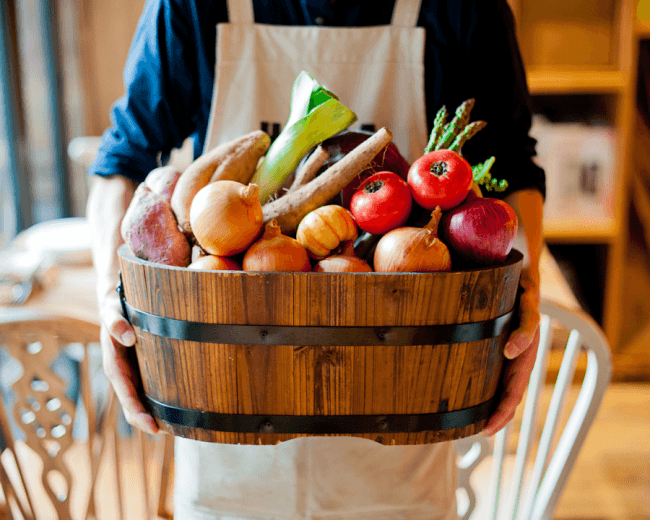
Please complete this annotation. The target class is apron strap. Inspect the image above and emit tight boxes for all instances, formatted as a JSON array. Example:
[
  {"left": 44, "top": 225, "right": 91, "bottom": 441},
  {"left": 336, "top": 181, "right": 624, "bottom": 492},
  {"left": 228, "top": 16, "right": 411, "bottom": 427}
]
[
  {"left": 391, "top": 0, "right": 423, "bottom": 28},
  {"left": 227, "top": 0, "right": 255, "bottom": 24},
  {"left": 229, "top": 0, "right": 420, "bottom": 27}
]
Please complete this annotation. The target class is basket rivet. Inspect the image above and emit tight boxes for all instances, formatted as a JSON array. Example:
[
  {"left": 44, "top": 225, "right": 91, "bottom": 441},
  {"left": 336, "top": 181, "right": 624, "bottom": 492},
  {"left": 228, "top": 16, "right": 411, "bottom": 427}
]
[
  {"left": 379, "top": 419, "right": 388, "bottom": 430},
  {"left": 259, "top": 420, "right": 274, "bottom": 433},
  {"left": 378, "top": 331, "right": 386, "bottom": 340},
  {"left": 260, "top": 330, "right": 268, "bottom": 338}
]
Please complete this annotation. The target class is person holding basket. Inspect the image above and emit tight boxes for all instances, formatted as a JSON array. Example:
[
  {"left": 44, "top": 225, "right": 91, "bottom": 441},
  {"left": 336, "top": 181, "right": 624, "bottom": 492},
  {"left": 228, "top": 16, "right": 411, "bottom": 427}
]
[{"left": 87, "top": 0, "right": 545, "bottom": 518}]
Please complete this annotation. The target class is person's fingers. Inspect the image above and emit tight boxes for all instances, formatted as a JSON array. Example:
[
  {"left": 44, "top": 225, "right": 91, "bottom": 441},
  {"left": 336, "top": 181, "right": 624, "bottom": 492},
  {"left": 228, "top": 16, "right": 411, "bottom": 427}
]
[
  {"left": 100, "top": 295, "right": 136, "bottom": 346},
  {"left": 504, "top": 291, "right": 540, "bottom": 360},
  {"left": 483, "top": 327, "right": 540, "bottom": 437},
  {"left": 100, "top": 321, "right": 159, "bottom": 435}
]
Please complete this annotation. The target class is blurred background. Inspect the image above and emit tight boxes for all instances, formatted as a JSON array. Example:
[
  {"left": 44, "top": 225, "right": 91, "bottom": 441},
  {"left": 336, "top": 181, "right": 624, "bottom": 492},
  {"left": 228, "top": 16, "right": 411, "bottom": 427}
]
[{"left": 1, "top": 0, "right": 650, "bottom": 518}]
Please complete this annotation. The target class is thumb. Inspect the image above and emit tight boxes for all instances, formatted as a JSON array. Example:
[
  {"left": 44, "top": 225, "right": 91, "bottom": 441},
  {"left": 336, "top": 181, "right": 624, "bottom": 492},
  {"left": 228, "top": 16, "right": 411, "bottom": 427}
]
[{"left": 100, "top": 296, "right": 136, "bottom": 346}]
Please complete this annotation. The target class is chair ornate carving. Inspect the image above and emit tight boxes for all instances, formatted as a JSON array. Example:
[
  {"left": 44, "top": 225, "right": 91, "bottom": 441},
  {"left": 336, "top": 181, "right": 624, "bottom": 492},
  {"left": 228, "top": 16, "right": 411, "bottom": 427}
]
[{"left": 0, "top": 310, "right": 119, "bottom": 519}]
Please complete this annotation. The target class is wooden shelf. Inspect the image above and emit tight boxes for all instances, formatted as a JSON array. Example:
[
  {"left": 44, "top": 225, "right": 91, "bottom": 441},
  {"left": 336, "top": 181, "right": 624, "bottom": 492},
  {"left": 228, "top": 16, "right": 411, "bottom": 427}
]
[
  {"left": 543, "top": 215, "right": 617, "bottom": 243},
  {"left": 506, "top": 0, "right": 649, "bottom": 378},
  {"left": 635, "top": 19, "right": 650, "bottom": 38},
  {"left": 527, "top": 68, "right": 627, "bottom": 94}
]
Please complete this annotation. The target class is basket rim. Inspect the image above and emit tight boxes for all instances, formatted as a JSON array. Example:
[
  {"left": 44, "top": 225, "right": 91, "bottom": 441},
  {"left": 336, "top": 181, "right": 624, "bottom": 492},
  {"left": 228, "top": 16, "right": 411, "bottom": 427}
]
[{"left": 117, "top": 244, "right": 524, "bottom": 276}]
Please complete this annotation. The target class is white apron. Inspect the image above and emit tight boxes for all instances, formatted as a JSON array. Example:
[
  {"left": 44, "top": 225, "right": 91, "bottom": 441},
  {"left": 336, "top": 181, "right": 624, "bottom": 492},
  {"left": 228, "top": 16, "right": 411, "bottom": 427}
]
[
  {"left": 175, "top": 1, "right": 457, "bottom": 518},
  {"left": 203, "top": 0, "right": 428, "bottom": 163}
]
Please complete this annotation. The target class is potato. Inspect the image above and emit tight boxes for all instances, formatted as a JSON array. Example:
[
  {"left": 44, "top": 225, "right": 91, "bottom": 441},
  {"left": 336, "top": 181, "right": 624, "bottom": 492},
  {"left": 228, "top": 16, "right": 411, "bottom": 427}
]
[
  {"left": 144, "top": 165, "right": 182, "bottom": 205},
  {"left": 121, "top": 184, "right": 191, "bottom": 267}
]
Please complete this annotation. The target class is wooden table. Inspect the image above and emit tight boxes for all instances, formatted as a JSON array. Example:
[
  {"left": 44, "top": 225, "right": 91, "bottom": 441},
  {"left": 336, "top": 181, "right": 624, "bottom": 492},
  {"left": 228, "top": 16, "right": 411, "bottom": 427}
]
[{"left": 0, "top": 263, "right": 99, "bottom": 323}]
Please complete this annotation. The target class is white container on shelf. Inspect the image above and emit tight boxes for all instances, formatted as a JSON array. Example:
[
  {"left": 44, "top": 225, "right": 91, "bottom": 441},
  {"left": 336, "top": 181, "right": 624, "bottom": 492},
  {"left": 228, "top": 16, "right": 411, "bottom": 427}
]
[{"left": 530, "top": 116, "right": 616, "bottom": 226}]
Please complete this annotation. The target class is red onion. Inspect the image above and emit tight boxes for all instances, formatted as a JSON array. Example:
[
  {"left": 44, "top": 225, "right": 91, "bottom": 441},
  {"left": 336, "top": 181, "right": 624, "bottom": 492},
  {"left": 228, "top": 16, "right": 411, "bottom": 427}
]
[{"left": 439, "top": 191, "right": 518, "bottom": 265}]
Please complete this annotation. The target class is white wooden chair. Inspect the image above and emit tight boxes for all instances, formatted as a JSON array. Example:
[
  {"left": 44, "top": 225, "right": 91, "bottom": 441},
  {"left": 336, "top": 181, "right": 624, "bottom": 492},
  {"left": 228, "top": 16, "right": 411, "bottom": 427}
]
[{"left": 455, "top": 298, "right": 612, "bottom": 520}]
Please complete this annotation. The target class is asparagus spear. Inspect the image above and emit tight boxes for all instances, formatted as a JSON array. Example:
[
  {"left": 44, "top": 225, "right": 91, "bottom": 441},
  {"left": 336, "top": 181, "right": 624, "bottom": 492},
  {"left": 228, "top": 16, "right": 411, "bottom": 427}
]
[
  {"left": 424, "top": 105, "right": 448, "bottom": 154},
  {"left": 457, "top": 98, "right": 475, "bottom": 129},
  {"left": 449, "top": 120, "right": 487, "bottom": 153},
  {"left": 435, "top": 98, "right": 476, "bottom": 150}
]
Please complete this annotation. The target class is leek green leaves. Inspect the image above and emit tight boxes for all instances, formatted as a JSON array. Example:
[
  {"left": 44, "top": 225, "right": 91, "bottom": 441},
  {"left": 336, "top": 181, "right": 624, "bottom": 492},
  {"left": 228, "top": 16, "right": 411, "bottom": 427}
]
[{"left": 251, "top": 71, "right": 357, "bottom": 203}]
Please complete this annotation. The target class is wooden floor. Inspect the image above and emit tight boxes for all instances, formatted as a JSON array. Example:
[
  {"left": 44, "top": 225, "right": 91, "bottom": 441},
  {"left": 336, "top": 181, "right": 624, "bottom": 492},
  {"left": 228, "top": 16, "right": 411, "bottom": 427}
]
[
  {"left": 1, "top": 383, "right": 649, "bottom": 520},
  {"left": 552, "top": 383, "right": 650, "bottom": 520},
  {"left": 473, "top": 382, "right": 650, "bottom": 520}
]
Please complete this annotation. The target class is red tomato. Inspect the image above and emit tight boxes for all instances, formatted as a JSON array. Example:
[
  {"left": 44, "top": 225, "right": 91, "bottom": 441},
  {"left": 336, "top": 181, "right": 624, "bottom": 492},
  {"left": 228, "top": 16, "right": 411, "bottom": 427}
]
[
  {"left": 349, "top": 172, "right": 412, "bottom": 235},
  {"left": 407, "top": 150, "right": 473, "bottom": 211}
]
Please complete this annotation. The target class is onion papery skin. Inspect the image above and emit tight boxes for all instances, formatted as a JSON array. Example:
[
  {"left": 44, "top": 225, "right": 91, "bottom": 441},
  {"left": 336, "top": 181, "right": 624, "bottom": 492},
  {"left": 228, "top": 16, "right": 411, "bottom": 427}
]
[
  {"left": 313, "top": 257, "right": 373, "bottom": 273},
  {"left": 313, "top": 241, "right": 373, "bottom": 273},
  {"left": 243, "top": 220, "right": 311, "bottom": 272},
  {"left": 188, "top": 255, "right": 241, "bottom": 271},
  {"left": 439, "top": 193, "right": 518, "bottom": 265},
  {"left": 373, "top": 227, "right": 452, "bottom": 273},
  {"left": 190, "top": 181, "right": 263, "bottom": 256}
]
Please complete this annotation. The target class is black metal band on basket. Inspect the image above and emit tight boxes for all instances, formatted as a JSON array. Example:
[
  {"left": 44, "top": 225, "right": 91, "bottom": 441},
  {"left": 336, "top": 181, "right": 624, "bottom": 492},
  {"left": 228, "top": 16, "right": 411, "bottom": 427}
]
[
  {"left": 144, "top": 394, "right": 498, "bottom": 434},
  {"left": 117, "top": 281, "right": 514, "bottom": 347},
  {"left": 117, "top": 274, "right": 509, "bottom": 434}
]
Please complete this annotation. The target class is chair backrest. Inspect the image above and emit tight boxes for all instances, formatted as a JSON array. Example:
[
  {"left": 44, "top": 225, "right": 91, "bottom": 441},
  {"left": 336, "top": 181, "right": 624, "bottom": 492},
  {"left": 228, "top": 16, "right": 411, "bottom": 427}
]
[
  {"left": 455, "top": 298, "right": 613, "bottom": 520},
  {"left": 0, "top": 310, "right": 120, "bottom": 519}
]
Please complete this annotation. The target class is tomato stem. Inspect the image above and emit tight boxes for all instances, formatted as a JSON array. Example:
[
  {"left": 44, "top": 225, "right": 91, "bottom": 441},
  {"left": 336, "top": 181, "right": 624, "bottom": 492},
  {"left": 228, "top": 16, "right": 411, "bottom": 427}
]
[
  {"left": 363, "top": 180, "right": 385, "bottom": 194},
  {"left": 430, "top": 161, "right": 449, "bottom": 177}
]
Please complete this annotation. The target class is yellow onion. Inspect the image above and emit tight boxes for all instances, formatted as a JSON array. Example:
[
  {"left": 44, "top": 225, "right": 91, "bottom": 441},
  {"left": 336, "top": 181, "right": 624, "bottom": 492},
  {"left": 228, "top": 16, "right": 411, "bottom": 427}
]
[
  {"left": 191, "top": 245, "right": 207, "bottom": 263},
  {"left": 313, "top": 241, "right": 373, "bottom": 273},
  {"left": 373, "top": 207, "right": 451, "bottom": 273},
  {"left": 296, "top": 205, "right": 358, "bottom": 260},
  {"left": 188, "top": 255, "right": 241, "bottom": 271},
  {"left": 243, "top": 220, "right": 311, "bottom": 272},
  {"left": 190, "top": 181, "right": 263, "bottom": 256}
]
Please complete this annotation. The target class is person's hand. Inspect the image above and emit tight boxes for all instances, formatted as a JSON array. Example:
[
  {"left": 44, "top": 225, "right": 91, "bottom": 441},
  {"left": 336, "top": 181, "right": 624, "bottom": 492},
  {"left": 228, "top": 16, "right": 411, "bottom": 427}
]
[
  {"left": 482, "top": 269, "right": 541, "bottom": 437},
  {"left": 88, "top": 174, "right": 159, "bottom": 435},
  {"left": 99, "top": 290, "right": 160, "bottom": 435}
]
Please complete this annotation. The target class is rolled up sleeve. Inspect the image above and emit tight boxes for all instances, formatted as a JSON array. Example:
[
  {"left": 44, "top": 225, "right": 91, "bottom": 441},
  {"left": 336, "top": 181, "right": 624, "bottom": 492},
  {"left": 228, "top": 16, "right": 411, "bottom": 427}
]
[{"left": 89, "top": 0, "right": 202, "bottom": 183}]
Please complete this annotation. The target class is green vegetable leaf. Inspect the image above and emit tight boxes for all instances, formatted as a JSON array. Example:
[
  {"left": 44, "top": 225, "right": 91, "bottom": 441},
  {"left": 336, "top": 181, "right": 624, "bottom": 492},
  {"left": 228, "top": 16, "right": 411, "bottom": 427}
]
[
  {"left": 252, "top": 71, "right": 357, "bottom": 203},
  {"left": 472, "top": 156, "right": 508, "bottom": 192}
]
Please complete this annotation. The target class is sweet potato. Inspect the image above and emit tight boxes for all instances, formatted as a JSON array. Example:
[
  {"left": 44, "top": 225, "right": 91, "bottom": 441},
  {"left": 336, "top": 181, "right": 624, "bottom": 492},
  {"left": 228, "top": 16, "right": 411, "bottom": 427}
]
[
  {"left": 171, "top": 130, "right": 271, "bottom": 235},
  {"left": 121, "top": 184, "right": 191, "bottom": 267},
  {"left": 144, "top": 165, "right": 182, "bottom": 205},
  {"left": 288, "top": 145, "right": 329, "bottom": 193}
]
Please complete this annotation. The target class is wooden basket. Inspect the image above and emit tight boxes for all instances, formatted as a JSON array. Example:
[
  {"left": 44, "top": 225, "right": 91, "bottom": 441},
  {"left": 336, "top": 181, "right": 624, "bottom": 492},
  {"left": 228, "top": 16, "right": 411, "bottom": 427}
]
[{"left": 117, "top": 245, "right": 522, "bottom": 445}]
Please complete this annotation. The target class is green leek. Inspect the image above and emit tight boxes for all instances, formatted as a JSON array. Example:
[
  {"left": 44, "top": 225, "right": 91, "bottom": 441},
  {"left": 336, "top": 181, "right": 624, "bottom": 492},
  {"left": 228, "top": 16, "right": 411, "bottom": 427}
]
[{"left": 251, "top": 71, "right": 357, "bottom": 203}]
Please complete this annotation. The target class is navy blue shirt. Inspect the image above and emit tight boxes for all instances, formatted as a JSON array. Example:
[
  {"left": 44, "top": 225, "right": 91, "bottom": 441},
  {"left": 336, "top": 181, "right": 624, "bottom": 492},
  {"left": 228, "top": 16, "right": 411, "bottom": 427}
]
[{"left": 89, "top": 0, "right": 545, "bottom": 198}]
